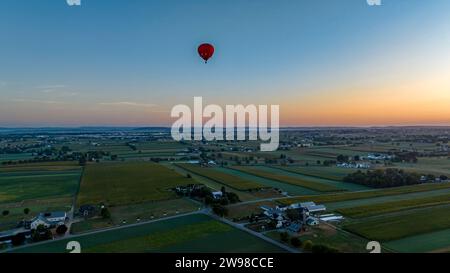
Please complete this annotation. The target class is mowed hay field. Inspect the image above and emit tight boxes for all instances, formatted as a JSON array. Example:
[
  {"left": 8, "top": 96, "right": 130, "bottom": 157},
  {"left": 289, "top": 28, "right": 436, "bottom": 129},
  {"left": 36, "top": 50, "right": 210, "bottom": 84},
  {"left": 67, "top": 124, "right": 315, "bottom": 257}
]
[
  {"left": 279, "top": 182, "right": 450, "bottom": 205},
  {"left": 13, "top": 214, "right": 285, "bottom": 253},
  {"left": 230, "top": 166, "right": 344, "bottom": 193},
  {"left": 343, "top": 205, "right": 450, "bottom": 242},
  {"left": 77, "top": 162, "right": 193, "bottom": 206},
  {"left": 176, "top": 164, "right": 264, "bottom": 191},
  {"left": 337, "top": 193, "right": 450, "bottom": 218}
]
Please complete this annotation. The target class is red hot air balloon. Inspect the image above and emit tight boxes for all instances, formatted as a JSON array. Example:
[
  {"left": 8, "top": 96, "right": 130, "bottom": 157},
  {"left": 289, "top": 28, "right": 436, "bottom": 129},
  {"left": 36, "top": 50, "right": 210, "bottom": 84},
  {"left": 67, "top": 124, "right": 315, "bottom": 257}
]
[{"left": 198, "top": 43, "right": 215, "bottom": 63}]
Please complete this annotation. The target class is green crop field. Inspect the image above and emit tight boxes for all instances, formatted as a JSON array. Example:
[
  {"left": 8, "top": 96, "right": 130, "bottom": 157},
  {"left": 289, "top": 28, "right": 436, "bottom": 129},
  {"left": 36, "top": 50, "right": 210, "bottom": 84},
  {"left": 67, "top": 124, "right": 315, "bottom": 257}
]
[
  {"left": 0, "top": 170, "right": 81, "bottom": 204},
  {"left": 218, "top": 167, "right": 317, "bottom": 196},
  {"left": 77, "top": 162, "right": 194, "bottom": 206},
  {"left": 0, "top": 162, "right": 81, "bottom": 173},
  {"left": 266, "top": 166, "right": 369, "bottom": 191},
  {"left": 230, "top": 166, "right": 343, "bottom": 192},
  {"left": 176, "top": 164, "right": 264, "bottom": 191},
  {"left": 0, "top": 153, "right": 34, "bottom": 162},
  {"left": 344, "top": 205, "right": 450, "bottom": 242},
  {"left": 274, "top": 166, "right": 355, "bottom": 181},
  {"left": 279, "top": 182, "right": 450, "bottom": 205},
  {"left": 12, "top": 214, "right": 285, "bottom": 253},
  {"left": 337, "top": 193, "right": 450, "bottom": 218},
  {"left": 385, "top": 228, "right": 450, "bottom": 253},
  {"left": 386, "top": 157, "right": 450, "bottom": 177}
]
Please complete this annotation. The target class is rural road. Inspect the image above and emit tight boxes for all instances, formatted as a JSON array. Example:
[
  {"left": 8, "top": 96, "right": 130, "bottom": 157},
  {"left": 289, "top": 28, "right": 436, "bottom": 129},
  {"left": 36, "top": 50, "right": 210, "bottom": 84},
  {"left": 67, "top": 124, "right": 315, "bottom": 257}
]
[
  {"left": 2, "top": 206, "right": 299, "bottom": 253},
  {"left": 0, "top": 209, "right": 206, "bottom": 253}
]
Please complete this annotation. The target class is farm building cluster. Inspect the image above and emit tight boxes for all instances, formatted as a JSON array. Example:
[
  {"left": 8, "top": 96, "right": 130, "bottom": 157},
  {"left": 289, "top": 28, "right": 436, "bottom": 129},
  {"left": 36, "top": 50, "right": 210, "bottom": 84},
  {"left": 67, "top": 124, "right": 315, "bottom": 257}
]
[
  {"left": 0, "top": 211, "right": 68, "bottom": 244},
  {"left": 260, "top": 202, "right": 343, "bottom": 233}
]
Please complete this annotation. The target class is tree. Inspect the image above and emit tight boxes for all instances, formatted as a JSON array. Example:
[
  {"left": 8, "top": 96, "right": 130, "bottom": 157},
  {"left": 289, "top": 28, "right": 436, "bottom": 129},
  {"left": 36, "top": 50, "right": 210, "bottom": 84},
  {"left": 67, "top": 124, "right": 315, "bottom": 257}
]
[
  {"left": 226, "top": 192, "right": 240, "bottom": 204},
  {"left": 220, "top": 197, "right": 230, "bottom": 206},
  {"left": 56, "top": 224, "right": 68, "bottom": 235},
  {"left": 337, "top": 154, "right": 349, "bottom": 163},
  {"left": 279, "top": 232, "right": 289, "bottom": 243},
  {"left": 100, "top": 207, "right": 111, "bottom": 219},
  {"left": 212, "top": 205, "right": 228, "bottom": 217},
  {"left": 186, "top": 173, "right": 192, "bottom": 179},
  {"left": 2, "top": 210, "right": 9, "bottom": 216},
  {"left": 24, "top": 208, "right": 30, "bottom": 215},
  {"left": 290, "top": 237, "right": 302, "bottom": 248},
  {"left": 32, "top": 225, "right": 52, "bottom": 242},
  {"left": 11, "top": 233, "right": 26, "bottom": 246},
  {"left": 78, "top": 156, "right": 87, "bottom": 166},
  {"left": 303, "top": 240, "right": 313, "bottom": 251}
]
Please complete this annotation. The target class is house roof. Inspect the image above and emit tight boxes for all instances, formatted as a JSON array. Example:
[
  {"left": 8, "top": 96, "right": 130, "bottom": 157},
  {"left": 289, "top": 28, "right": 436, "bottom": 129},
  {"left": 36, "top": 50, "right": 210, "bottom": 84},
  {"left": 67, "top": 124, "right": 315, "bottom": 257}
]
[
  {"left": 32, "top": 215, "right": 52, "bottom": 225},
  {"left": 305, "top": 205, "right": 326, "bottom": 212}
]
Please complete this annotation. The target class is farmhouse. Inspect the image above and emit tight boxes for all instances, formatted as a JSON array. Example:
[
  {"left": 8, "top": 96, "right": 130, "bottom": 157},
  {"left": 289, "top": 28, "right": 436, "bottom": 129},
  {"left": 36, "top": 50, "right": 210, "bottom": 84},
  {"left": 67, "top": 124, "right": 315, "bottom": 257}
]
[
  {"left": 30, "top": 212, "right": 67, "bottom": 230},
  {"left": 365, "top": 153, "right": 393, "bottom": 160}
]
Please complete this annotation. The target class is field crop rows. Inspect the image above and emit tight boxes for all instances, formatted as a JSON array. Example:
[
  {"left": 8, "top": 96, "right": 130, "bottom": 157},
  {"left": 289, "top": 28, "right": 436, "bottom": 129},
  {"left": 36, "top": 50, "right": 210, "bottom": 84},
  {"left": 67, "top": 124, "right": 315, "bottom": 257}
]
[{"left": 176, "top": 164, "right": 265, "bottom": 191}]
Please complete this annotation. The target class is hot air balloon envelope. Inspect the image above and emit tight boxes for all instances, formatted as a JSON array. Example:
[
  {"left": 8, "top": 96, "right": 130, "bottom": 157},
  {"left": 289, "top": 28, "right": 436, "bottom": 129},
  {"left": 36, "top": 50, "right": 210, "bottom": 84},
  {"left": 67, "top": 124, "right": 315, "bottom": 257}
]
[{"left": 198, "top": 43, "right": 215, "bottom": 63}]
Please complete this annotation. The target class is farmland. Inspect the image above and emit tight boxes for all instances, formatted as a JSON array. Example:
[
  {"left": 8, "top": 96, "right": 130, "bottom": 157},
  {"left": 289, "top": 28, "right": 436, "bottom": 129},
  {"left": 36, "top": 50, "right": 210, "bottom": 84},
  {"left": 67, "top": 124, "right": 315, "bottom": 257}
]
[
  {"left": 176, "top": 164, "right": 265, "bottom": 191},
  {"left": 337, "top": 193, "right": 450, "bottom": 218},
  {"left": 218, "top": 167, "right": 317, "bottom": 196},
  {"left": 343, "top": 205, "right": 450, "bottom": 242},
  {"left": 230, "top": 166, "right": 342, "bottom": 192},
  {"left": 77, "top": 162, "right": 194, "bottom": 206},
  {"left": 0, "top": 168, "right": 81, "bottom": 203},
  {"left": 385, "top": 229, "right": 450, "bottom": 253},
  {"left": 1, "top": 126, "right": 450, "bottom": 253},
  {"left": 0, "top": 162, "right": 81, "bottom": 231},
  {"left": 273, "top": 166, "right": 355, "bottom": 182},
  {"left": 279, "top": 182, "right": 450, "bottom": 205},
  {"left": 13, "top": 214, "right": 285, "bottom": 253}
]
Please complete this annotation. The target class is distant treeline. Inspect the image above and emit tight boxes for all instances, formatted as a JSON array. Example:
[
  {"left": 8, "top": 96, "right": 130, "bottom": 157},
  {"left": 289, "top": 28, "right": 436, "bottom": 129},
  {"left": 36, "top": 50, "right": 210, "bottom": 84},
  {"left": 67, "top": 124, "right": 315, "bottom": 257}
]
[{"left": 344, "top": 169, "right": 422, "bottom": 188}]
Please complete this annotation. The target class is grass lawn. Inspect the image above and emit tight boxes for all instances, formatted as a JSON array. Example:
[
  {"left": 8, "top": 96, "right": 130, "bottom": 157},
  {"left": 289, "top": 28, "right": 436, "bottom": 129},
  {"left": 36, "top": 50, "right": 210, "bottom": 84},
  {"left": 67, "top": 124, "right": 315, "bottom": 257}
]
[
  {"left": 230, "top": 166, "right": 342, "bottom": 192},
  {"left": 176, "top": 164, "right": 265, "bottom": 191},
  {"left": 77, "top": 162, "right": 194, "bottom": 207},
  {"left": 343, "top": 205, "right": 450, "bottom": 242},
  {"left": 13, "top": 214, "right": 285, "bottom": 253},
  {"left": 337, "top": 193, "right": 450, "bottom": 218},
  {"left": 279, "top": 182, "right": 450, "bottom": 205}
]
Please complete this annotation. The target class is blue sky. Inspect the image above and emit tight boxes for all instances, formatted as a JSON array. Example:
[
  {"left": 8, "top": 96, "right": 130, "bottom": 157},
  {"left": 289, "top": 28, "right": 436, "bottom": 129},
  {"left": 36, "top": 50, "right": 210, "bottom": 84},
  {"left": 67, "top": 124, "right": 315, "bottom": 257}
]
[{"left": 0, "top": 0, "right": 449, "bottom": 126}]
